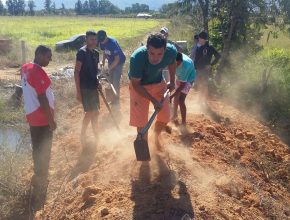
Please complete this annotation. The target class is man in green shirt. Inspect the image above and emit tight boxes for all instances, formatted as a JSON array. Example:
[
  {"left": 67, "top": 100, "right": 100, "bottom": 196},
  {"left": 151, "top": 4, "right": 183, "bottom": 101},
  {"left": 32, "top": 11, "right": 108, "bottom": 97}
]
[{"left": 128, "top": 33, "right": 177, "bottom": 151}]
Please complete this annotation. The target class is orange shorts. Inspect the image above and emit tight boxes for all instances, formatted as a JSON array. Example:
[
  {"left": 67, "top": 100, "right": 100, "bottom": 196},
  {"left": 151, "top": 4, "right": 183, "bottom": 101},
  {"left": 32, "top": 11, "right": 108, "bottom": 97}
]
[{"left": 129, "top": 81, "right": 170, "bottom": 128}]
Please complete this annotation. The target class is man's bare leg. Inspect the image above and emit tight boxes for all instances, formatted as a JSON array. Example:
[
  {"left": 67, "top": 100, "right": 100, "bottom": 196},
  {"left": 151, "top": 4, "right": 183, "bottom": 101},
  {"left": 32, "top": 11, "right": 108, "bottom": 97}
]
[
  {"left": 81, "top": 112, "right": 92, "bottom": 144},
  {"left": 172, "top": 93, "right": 180, "bottom": 123},
  {"left": 154, "top": 121, "right": 166, "bottom": 152},
  {"left": 91, "top": 110, "right": 99, "bottom": 143},
  {"left": 179, "top": 93, "right": 187, "bottom": 125},
  {"left": 199, "top": 77, "right": 209, "bottom": 109},
  {"left": 179, "top": 93, "right": 189, "bottom": 134}
]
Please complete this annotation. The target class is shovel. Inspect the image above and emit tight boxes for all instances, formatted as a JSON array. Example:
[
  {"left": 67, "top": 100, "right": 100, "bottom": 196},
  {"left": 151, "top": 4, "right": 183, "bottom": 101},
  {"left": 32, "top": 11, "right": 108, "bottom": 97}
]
[
  {"left": 98, "top": 87, "right": 120, "bottom": 131},
  {"left": 134, "top": 89, "right": 170, "bottom": 161},
  {"left": 100, "top": 67, "right": 118, "bottom": 96}
]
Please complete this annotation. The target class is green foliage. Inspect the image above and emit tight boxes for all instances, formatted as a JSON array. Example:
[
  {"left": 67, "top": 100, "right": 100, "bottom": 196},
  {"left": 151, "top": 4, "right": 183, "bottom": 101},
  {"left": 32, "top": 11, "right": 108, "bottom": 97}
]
[
  {"left": 0, "top": 0, "right": 5, "bottom": 15},
  {"left": 27, "top": 0, "right": 35, "bottom": 16},
  {"left": 208, "top": 18, "right": 223, "bottom": 50},
  {"left": 166, "top": 15, "right": 196, "bottom": 51},
  {"left": 75, "top": 0, "right": 121, "bottom": 15},
  {"left": 0, "top": 16, "right": 160, "bottom": 49},
  {"left": 0, "top": 142, "right": 30, "bottom": 219},
  {"left": 5, "top": 0, "right": 26, "bottom": 15},
  {"left": 125, "top": 3, "right": 149, "bottom": 13},
  {"left": 260, "top": 48, "right": 290, "bottom": 95},
  {"left": 44, "top": 0, "right": 52, "bottom": 13},
  {"left": 222, "top": 46, "right": 290, "bottom": 125},
  {"left": 0, "top": 98, "right": 24, "bottom": 124}
]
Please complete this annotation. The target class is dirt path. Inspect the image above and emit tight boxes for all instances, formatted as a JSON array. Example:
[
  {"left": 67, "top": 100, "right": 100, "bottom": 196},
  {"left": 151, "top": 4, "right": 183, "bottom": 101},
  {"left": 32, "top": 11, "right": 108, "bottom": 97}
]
[{"left": 31, "top": 87, "right": 290, "bottom": 220}]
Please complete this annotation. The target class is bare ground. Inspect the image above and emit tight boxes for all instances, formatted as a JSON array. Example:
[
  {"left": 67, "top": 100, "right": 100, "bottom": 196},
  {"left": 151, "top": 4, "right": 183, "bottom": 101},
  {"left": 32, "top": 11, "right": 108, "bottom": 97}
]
[{"left": 26, "top": 87, "right": 290, "bottom": 220}]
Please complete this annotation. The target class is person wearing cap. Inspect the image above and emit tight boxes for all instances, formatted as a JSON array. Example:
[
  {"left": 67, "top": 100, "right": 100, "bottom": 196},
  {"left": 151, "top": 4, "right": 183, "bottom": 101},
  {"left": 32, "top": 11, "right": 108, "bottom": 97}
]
[
  {"left": 97, "top": 30, "right": 126, "bottom": 107},
  {"left": 128, "top": 33, "right": 177, "bottom": 152},
  {"left": 194, "top": 31, "right": 221, "bottom": 105},
  {"left": 74, "top": 30, "right": 100, "bottom": 144},
  {"left": 160, "top": 27, "right": 183, "bottom": 52},
  {"left": 190, "top": 34, "right": 200, "bottom": 61},
  {"left": 170, "top": 52, "right": 196, "bottom": 132}
]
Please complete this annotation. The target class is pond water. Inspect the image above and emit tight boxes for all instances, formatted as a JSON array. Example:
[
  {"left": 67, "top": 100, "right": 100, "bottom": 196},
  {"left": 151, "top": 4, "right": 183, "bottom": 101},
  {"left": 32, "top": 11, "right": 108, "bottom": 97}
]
[{"left": 0, "top": 127, "right": 30, "bottom": 152}]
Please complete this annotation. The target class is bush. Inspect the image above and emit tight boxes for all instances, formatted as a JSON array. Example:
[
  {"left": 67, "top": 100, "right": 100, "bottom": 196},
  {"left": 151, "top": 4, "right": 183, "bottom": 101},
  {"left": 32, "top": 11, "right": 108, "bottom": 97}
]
[
  {"left": 222, "top": 46, "right": 290, "bottom": 127},
  {"left": 0, "top": 143, "right": 31, "bottom": 219}
]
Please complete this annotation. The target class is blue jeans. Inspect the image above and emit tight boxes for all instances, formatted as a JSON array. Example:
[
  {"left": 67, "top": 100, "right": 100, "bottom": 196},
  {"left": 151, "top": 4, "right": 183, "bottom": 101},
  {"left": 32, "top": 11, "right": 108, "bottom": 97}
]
[{"left": 108, "top": 63, "right": 123, "bottom": 105}]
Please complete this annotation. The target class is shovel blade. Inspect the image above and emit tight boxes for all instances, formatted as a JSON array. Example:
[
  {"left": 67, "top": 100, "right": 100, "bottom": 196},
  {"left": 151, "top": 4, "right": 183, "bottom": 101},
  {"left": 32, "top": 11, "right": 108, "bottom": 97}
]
[{"left": 134, "top": 138, "right": 151, "bottom": 161}]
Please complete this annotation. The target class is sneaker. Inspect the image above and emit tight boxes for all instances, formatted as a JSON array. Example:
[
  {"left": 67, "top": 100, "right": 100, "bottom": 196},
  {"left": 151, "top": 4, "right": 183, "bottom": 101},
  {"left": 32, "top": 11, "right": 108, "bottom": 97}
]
[{"left": 180, "top": 125, "right": 189, "bottom": 135}]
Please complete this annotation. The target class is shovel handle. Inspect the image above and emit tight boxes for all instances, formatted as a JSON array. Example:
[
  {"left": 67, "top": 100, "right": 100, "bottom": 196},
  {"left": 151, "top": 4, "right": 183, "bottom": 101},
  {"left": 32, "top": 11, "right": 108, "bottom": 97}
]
[
  {"left": 98, "top": 87, "right": 120, "bottom": 131},
  {"left": 98, "top": 67, "right": 118, "bottom": 96},
  {"left": 139, "top": 89, "right": 170, "bottom": 136}
]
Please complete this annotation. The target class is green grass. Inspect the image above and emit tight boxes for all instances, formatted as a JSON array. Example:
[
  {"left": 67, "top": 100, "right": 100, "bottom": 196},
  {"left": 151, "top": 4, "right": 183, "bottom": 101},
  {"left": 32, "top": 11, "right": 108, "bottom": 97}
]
[
  {"left": 0, "top": 16, "right": 163, "bottom": 49},
  {"left": 259, "top": 25, "right": 290, "bottom": 49},
  {"left": 0, "top": 97, "right": 24, "bottom": 124},
  {"left": 0, "top": 16, "right": 166, "bottom": 65}
]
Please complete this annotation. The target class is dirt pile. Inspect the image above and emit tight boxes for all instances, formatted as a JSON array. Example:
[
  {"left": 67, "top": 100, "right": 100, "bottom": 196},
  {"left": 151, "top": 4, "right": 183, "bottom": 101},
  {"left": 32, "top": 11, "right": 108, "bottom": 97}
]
[{"left": 33, "top": 88, "right": 290, "bottom": 220}]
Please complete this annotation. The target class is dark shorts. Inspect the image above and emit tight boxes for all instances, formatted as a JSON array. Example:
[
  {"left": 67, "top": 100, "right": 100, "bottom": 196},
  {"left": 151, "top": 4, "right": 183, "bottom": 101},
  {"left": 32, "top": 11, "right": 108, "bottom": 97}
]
[
  {"left": 196, "top": 69, "right": 210, "bottom": 81},
  {"left": 80, "top": 88, "right": 100, "bottom": 112}
]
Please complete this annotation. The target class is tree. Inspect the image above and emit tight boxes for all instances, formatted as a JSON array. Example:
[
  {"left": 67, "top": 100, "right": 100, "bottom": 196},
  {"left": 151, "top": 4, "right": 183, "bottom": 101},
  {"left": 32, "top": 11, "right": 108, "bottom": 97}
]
[
  {"left": 6, "top": 0, "right": 15, "bottom": 15},
  {"left": 51, "top": 1, "right": 56, "bottom": 14},
  {"left": 140, "top": 4, "right": 149, "bottom": 12},
  {"left": 0, "top": 0, "right": 5, "bottom": 15},
  {"left": 279, "top": 0, "right": 290, "bottom": 23},
  {"left": 99, "top": 0, "right": 110, "bottom": 14},
  {"left": 6, "top": 0, "right": 25, "bottom": 15},
  {"left": 99, "top": 0, "right": 118, "bottom": 14},
  {"left": 211, "top": 0, "right": 267, "bottom": 83},
  {"left": 16, "top": 0, "right": 25, "bottom": 15},
  {"left": 125, "top": 3, "right": 149, "bottom": 13},
  {"left": 89, "top": 0, "right": 98, "bottom": 14},
  {"left": 160, "top": 3, "right": 180, "bottom": 16},
  {"left": 44, "top": 0, "right": 51, "bottom": 13},
  {"left": 82, "top": 0, "right": 89, "bottom": 14},
  {"left": 75, "top": 0, "right": 82, "bottom": 14},
  {"left": 197, "top": 0, "right": 209, "bottom": 33},
  {"left": 180, "top": 0, "right": 209, "bottom": 32},
  {"left": 74, "top": 0, "right": 119, "bottom": 15},
  {"left": 27, "top": 0, "right": 35, "bottom": 15}
]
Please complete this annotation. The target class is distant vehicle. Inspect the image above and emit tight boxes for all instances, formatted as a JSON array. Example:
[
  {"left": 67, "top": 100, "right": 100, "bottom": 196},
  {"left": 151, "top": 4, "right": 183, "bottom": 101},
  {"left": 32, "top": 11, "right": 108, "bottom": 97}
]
[
  {"left": 55, "top": 34, "right": 85, "bottom": 50},
  {"left": 136, "top": 13, "right": 152, "bottom": 19}
]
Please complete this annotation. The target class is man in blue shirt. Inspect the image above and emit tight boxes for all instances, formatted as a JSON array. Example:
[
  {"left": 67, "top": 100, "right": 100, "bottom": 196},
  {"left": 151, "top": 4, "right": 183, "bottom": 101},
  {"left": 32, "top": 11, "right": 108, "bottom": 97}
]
[
  {"left": 170, "top": 52, "right": 196, "bottom": 130},
  {"left": 97, "top": 30, "right": 126, "bottom": 107}
]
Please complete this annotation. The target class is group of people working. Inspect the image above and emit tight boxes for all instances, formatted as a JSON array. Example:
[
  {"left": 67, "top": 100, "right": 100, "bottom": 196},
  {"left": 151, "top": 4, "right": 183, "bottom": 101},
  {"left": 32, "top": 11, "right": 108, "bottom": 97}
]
[{"left": 20, "top": 27, "right": 220, "bottom": 211}]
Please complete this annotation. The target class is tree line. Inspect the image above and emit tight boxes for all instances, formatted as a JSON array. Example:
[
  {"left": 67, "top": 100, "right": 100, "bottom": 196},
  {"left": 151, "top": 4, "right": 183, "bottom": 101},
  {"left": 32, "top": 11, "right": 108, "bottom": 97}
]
[{"left": 0, "top": 0, "right": 151, "bottom": 16}]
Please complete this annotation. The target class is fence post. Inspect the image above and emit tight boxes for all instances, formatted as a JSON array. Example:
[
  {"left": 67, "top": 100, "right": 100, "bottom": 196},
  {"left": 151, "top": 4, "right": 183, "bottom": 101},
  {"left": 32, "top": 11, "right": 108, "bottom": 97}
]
[{"left": 21, "top": 41, "right": 26, "bottom": 65}]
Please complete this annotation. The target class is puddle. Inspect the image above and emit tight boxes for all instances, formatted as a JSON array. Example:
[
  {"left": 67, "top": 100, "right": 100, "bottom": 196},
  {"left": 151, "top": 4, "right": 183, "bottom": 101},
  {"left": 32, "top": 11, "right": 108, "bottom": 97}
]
[{"left": 0, "top": 127, "right": 30, "bottom": 152}]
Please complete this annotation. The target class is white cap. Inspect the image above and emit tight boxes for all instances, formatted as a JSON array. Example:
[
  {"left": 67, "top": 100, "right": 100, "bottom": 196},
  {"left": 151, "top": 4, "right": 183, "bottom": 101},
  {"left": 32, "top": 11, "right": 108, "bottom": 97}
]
[{"left": 160, "top": 27, "right": 169, "bottom": 34}]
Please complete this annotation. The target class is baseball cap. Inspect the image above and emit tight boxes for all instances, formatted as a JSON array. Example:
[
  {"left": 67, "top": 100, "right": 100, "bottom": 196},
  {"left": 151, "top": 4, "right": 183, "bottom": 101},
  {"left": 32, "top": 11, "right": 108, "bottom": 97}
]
[
  {"left": 198, "top": 31, "right": 208, "bottom": 40},
  {"left": 97, "top": 30, "right": 107, "bottom": 42},
  {"left": 160, "top": 27, "right": 169, "bottom": 35}
]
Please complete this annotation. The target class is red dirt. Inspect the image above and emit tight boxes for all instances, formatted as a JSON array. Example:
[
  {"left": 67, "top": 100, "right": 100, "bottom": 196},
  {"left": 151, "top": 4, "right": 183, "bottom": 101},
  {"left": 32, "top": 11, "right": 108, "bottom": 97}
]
[{"left": 33, "top": 87, "right": 290, "bottom": 220}]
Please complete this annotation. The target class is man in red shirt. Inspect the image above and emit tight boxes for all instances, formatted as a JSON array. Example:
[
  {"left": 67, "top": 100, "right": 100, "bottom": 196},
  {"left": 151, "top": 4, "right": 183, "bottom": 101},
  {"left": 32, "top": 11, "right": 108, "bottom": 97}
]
[{"left": 21, "top": 45, "right": 56, "bottom": 211}]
